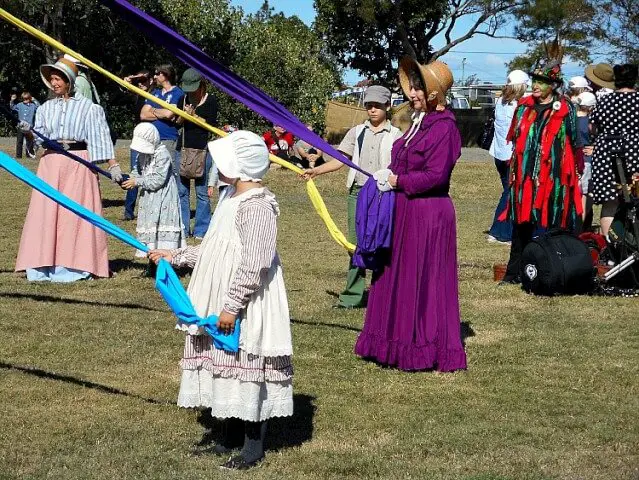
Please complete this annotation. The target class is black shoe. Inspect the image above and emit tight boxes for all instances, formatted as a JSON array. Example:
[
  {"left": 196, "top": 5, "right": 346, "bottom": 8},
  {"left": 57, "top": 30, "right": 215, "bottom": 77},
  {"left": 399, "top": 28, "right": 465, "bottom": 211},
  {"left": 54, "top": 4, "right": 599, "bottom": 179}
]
[
  {"left": 122, "top": 215, "right": 135, "bottom": 221},
  {"left": 498, "top": 276, "right": 521, "bottom": 286},
  {"left": 220, "top": 454, "right": 264, "bottom": 470},
  {"left": 191, "top": 442, "right": 235, "bottom": 456}
]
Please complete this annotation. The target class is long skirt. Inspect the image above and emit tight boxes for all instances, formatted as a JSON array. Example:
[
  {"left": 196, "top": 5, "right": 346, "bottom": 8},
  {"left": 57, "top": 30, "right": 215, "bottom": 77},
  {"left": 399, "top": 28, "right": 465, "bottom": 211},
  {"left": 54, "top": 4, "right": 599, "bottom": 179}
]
[
  {"left": 15, "top": 151, "right": 109, "bottom": 278},
  {"left": 177, "top": 335, "right": 293, "bottom": 422},
  {"left": 354, "top": 193, "right": 467, "bottom": 372}
]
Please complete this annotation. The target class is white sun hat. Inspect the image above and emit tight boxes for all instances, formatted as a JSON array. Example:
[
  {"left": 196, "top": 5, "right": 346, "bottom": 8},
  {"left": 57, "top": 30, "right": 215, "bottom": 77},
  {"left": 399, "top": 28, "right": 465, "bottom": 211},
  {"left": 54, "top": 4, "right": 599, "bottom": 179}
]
[
  {"left": 506, "top": 70, "right": 530, "bottom": 86},
  {"left": 576, "top": 91, "right": 597, "bottom": 107},
  {"left": 130, "top": 123, "right": 160, "bottom": 154},
  {"left": 207, "top": 131, "right": 270, "bottom": 182},
  {"left": 568, "top": 76, "right": 593, "bottom": 91}
]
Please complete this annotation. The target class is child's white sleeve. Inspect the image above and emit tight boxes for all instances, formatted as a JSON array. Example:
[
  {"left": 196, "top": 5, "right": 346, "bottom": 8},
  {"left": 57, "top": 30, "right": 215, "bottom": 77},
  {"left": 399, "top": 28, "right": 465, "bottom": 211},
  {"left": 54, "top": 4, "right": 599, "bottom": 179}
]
[{"left": 223, "top": 200, "right": 277, "bottom": 315}]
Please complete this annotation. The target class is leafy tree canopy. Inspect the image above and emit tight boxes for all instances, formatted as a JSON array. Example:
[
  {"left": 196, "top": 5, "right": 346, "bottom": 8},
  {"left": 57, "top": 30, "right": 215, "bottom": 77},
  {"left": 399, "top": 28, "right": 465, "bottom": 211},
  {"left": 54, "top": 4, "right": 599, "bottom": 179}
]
[
  {"left": 0, "top": 0, "right": 339, "bottom": 136},
  {"left": 314, "top": 0, "right": 524, "bottom": 84}
]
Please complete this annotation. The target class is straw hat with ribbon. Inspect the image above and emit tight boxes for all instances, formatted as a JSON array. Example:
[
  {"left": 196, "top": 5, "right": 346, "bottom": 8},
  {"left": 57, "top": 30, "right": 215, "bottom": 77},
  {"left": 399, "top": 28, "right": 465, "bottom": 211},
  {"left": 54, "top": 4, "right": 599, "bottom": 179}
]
[
  {"left": 398, "top": 56, "right": 454, "bottom": 105},
  {"left": 40, "top": 57, "right": 79, "bottom": 92}
]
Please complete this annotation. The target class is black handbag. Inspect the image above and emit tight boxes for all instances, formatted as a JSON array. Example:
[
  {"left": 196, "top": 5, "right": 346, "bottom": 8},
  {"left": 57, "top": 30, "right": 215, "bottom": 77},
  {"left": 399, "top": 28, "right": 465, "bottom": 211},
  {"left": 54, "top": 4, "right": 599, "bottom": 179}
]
[
  {"left": 478, "top": 109, "right": 495, "bottom": 151},
  {"left": 520, "top": 230, "right": 595, "bottom": 296}
]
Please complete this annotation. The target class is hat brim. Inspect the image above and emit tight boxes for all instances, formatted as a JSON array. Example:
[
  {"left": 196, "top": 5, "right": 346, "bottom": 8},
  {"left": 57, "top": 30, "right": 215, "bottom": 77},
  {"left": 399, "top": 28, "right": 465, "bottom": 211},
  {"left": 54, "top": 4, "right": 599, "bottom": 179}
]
[
  {"left": 584, "top": 65, "right": 615, "bottom": 90},
  {"left": 398, "top": 57, "right": 450, "bottom": 105},
  {"left": 398, "top": 57, "right": 424, "bottom": 100},
  {"left": 40, "top": 64, "right": 75, "bottom": 91},
  {"left": 130, "top": 137, "right": 155, "bottom": 155},
  {"left": 180, "top": 80, "right": 201, "bottom": 93},
  {"left": 529, "top": 72, "right": 562, "bottom": 87},
  {"left": 207, "top": 136, "right": 240, "bottom": 179}
]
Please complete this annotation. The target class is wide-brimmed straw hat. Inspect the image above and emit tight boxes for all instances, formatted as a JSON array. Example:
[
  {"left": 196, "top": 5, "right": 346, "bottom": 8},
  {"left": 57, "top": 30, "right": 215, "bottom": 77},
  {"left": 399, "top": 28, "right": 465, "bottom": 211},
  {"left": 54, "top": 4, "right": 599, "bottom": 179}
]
[
  {"left": 398, "top": 57, "right": 453, "bottom": 105},
  {"left": 40, "top": 57, "right": 79, "bottom": 91},
  {"left": 585, "top": 63, "right": 615, "bottom": 90}
]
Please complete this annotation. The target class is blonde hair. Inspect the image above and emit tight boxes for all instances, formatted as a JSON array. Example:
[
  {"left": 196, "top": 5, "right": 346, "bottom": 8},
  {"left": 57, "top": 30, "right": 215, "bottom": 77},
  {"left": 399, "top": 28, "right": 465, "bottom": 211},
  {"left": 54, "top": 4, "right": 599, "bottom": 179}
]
[{"left": 501, "top": 83, "right": 527, "bottom": 104}]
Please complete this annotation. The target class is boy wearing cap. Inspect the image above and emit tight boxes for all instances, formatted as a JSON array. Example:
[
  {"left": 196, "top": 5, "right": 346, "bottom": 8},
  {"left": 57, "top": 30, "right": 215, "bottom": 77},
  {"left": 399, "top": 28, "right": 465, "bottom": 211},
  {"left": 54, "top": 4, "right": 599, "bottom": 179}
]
[
  {"left": 567, "top": 76, "right": 592, "bottom": 103},
  {"left": 304, "top": 85, "right": 402, "bottom": 308}
]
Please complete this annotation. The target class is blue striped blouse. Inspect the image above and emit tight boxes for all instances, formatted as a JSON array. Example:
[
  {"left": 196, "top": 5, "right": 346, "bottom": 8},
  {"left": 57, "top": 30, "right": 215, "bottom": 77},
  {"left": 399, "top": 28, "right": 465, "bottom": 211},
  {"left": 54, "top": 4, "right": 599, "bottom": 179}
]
[{"left": 33, "top": 96, "right": 114, "bottom": 162}]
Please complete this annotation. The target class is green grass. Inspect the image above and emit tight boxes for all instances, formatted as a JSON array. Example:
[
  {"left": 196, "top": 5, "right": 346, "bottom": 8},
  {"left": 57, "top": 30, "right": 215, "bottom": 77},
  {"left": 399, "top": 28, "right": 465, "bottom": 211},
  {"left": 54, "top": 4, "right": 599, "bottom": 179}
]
[{"left": 0, "top": 147, "right": 637, "bottom": 480}]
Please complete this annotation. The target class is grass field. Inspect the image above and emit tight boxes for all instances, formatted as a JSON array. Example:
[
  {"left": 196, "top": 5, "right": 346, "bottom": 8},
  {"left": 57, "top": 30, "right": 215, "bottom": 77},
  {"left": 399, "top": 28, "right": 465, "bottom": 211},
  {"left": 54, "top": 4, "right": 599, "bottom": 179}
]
[{"left": 0, "top": 146, "right": 637, "bottom": 480}]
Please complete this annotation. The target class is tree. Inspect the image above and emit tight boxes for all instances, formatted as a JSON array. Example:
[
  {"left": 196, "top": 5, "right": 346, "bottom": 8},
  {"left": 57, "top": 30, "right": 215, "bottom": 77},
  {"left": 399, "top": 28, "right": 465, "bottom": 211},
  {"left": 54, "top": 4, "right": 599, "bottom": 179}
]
[
  {"left": 216, "top": 3, "right": 340, "bottom": 132},
  {"left": 0, "top": 0, "right": 240, "bottom": 135},
  {"left": 596, "top": 0, "right": 638, "bottom": 63},
  {"left": 0, "top": 0, "right": 338, "bottom": 138},
  {"left": 314, "top": 0, "right": 525, "bottom": 83},
  {"left": 508, "top": 0, "right": 599, "bottom": 71}
]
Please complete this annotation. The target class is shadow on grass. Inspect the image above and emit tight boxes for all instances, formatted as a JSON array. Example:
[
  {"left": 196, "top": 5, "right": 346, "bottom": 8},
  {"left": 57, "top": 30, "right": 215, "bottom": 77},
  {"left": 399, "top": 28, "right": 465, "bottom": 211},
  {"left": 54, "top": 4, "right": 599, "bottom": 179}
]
[
  {"left": 0, "top": 361, "right": 173, "bottom": 405},
  {"left": 110, "top": 258, "right": 146, "bottom": 274},
  {"left": 102, "top": 198, "right": 125, "bottom": 208},
  {"left": 268, "top": 393, "right": 316, "bottom": 450},
  {"left": 292, "top": 318, "right": 361, "bottom": 333},
  {"left": 194, "top": 394, "right": 316, "bottom": 452},
  {"left": 0, "top": 291, "right": 165, "bottom": 313}
]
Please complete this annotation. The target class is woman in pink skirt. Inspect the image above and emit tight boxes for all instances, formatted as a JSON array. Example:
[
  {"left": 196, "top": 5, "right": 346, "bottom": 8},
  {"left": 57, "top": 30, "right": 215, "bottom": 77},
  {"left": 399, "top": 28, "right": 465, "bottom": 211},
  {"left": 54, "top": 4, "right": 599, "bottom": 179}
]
[{"left": 15, "top": 57, "right": 123, "bottom": 282}]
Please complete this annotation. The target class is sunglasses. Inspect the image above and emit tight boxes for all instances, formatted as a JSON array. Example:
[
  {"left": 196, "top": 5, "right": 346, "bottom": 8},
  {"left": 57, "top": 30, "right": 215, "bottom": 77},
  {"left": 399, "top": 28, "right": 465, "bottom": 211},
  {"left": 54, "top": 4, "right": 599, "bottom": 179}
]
[{"left": 154, "top": 71, "right": 166, "bottom": 77}]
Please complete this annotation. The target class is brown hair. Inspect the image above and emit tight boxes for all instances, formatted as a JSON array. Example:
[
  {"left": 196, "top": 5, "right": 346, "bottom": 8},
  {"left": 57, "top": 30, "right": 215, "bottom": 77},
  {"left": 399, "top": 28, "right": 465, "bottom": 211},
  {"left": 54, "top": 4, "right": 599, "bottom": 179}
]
[
  {"left": 155, "top": 63, "right": 176, "bottom": 84},
  {"left": 569, "top": 86, "right": 588, "bottom": 97},
  {"left": 501, "top": 83, "right": 527, "bottom": 104},
  {"left": 407, "top": 68, "right": 424, "bottom": 91}
]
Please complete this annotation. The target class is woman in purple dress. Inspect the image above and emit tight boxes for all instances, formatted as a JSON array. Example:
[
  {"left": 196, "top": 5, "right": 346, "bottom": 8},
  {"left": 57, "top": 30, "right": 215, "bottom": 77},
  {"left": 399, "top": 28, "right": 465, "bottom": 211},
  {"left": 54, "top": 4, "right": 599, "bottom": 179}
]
[{"left": 354, "top": 57, "right": 467, "bottom": 372}]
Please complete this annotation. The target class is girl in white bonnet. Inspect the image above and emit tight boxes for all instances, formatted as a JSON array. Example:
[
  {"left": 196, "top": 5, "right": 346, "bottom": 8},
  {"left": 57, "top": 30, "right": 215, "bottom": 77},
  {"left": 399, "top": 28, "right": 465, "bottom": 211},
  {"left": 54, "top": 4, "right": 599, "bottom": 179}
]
[
  {"left": 149, "top": 130, "right": 293, "bottom": 470},
  {"left": 122, "top": 123, "right": 185, "bottom": 275}
]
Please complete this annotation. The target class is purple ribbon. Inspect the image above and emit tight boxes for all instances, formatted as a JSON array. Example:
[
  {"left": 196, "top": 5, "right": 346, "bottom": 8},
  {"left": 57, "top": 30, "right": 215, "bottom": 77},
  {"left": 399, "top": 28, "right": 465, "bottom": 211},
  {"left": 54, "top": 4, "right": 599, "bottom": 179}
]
[{"left": 99, "top": 0, "right": 369, "bottom": 177}]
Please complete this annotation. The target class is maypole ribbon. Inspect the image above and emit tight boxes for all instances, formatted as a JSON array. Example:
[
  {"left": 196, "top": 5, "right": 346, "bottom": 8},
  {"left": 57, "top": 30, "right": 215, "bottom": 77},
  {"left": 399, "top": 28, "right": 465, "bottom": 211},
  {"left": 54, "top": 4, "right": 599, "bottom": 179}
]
[
  {"left": 0, "top": 6, "right": 355, "bottom": 253},
  {"left": 0, "top": 151, "right": 239, "bottom": 352}
]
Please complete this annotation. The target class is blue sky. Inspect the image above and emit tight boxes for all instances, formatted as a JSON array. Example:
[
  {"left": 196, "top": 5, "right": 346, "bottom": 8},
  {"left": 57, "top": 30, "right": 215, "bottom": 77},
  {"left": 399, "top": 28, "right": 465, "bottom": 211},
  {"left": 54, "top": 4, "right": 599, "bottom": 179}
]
[{"left": 230, "top": 0, "right": 600, "bottom": 85}]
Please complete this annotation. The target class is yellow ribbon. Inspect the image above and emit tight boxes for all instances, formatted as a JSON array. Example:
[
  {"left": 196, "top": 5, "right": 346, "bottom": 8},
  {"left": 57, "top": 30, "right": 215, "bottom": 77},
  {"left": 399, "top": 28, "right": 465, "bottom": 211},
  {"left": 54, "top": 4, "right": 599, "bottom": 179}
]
[{"left": 0, "top": 7, "right": 356, "bottom": 253}]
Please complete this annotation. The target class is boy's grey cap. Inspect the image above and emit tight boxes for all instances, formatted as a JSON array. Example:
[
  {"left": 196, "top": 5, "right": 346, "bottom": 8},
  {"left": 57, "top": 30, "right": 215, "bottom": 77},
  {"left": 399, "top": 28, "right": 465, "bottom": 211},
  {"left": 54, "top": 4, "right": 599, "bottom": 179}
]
[{"left": 363, "top": 85, "right": 391, "bottom": 104}]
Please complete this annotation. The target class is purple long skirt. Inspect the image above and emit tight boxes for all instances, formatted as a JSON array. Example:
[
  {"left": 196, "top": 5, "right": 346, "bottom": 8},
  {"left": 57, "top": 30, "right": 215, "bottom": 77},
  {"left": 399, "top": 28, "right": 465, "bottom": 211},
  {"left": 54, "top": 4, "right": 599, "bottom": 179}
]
[{"left": 354, "top": 193, "right": 468, "bottom": 372}]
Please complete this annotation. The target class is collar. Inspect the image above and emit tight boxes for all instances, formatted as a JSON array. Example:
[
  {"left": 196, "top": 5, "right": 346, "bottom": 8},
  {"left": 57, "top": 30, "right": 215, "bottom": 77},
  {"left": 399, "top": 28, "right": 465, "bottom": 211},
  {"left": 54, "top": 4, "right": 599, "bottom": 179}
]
[
  {"left": 364, "top": 119, "right": 392, "bottom": 132},
  {"left": 53, "top": 96, "right": 80, "bottom": 104}
]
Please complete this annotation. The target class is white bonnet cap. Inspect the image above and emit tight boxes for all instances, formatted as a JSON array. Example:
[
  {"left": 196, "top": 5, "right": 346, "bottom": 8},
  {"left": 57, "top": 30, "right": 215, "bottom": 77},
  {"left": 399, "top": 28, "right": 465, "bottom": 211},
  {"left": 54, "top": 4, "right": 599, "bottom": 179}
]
[
  {"left": 130, "top": 123, "right": 160, "bottom": 154},
  {"left": 207, "top": 130, "right": 270, "bottom": 182},
  {"left": 576, "top": 91, "right": 597, "bottom": 107},
  {"left": 507, "top": 70, "right": 530, "bottom": 86},
  {"left": 568, "top": 76, "right": 592, "bottom": 91}
]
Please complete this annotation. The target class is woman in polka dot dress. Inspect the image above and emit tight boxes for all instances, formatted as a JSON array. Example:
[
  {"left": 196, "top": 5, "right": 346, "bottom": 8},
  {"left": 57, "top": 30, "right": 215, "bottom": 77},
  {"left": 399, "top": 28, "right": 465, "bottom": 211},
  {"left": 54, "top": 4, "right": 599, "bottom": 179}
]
[{"left": 590, "top": 64, "right": 639, "bottom": 236}]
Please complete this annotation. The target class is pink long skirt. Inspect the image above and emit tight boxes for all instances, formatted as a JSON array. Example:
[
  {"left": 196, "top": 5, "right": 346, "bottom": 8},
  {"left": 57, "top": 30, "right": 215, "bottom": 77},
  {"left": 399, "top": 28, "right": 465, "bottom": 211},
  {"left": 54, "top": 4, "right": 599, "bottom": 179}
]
[{"left": 15, "top": 151, "right": 109, "bottom": 278}]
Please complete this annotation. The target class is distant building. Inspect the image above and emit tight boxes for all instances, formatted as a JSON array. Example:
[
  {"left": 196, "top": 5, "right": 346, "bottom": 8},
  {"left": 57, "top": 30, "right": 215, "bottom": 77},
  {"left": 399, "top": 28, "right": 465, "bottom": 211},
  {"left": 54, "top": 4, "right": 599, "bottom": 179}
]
[{"left": 451, "top": 83, "right": 505, "bottom": 108}]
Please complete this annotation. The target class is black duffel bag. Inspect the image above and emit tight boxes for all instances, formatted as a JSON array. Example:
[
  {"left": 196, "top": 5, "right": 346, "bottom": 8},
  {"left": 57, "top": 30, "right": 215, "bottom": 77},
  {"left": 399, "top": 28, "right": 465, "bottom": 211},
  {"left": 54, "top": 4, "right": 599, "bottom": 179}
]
[{"left": 520, "top": 230, "right": 595, "bottom": 296}]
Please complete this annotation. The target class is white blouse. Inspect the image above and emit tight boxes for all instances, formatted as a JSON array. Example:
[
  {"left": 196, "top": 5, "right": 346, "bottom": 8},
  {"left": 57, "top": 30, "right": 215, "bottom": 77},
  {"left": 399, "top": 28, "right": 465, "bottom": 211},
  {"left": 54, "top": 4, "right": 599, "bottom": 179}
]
[{"left": 489, "top": 100, "right": 517, "bottom": 161}]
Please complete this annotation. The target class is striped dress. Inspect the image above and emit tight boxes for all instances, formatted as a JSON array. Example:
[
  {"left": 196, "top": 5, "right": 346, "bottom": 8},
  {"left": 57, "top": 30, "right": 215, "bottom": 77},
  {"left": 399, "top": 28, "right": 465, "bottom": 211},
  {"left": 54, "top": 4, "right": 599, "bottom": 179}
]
[
  {"left": 170, "top": 187, "right": 293, "bottom": 421},
  {"left": 15, "top": 96, "right": 114, "bottom": 281}
]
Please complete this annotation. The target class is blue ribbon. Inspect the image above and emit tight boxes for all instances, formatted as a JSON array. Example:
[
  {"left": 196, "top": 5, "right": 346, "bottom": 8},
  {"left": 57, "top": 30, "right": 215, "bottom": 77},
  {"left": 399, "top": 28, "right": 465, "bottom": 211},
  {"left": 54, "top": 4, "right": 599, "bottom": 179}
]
[{"left": 0, "top": 151, "right": 239, "bottom": 352}]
